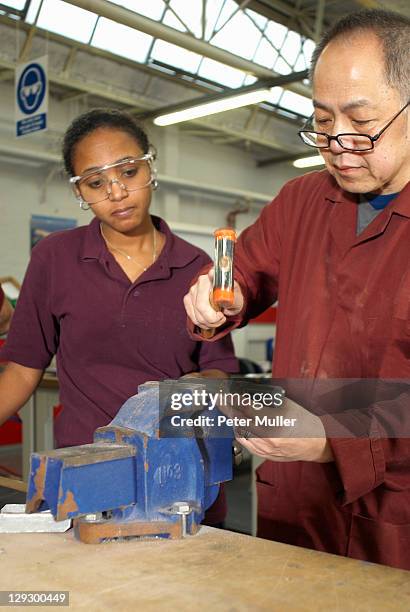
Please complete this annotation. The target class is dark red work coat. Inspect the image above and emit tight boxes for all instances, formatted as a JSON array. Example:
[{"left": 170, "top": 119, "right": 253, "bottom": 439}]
[{"left": 195, "top": 171, "right": 410, "bottom": 570}]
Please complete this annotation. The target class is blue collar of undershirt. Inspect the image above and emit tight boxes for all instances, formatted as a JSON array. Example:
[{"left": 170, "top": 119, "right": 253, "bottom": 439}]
[{"left": 365, "top": 192, "right": 399, "bottom": 210}]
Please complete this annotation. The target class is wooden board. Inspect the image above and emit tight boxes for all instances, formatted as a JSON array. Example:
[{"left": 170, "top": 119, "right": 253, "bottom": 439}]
[{"left": 0, "top": 527, "right": 409, "bottom": 611}]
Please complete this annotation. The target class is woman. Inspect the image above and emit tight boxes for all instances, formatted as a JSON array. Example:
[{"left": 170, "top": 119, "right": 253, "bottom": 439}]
[{"left": 0, "top": 108, "right": 238, "bottom": 524}]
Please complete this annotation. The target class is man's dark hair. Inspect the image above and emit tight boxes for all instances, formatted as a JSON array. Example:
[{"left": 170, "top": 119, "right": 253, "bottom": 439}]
[
  {"left": 62, "top": 108, "right": 150, "bottom": 176},
  {"left": 310, "top": 9, "right": 410, "bottom": 101}
]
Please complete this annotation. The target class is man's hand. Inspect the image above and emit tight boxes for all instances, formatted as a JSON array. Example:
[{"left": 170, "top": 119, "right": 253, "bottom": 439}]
[
  {"left": 233, "top": 396, "right": 334, "bottom": 463},
  {"left": 238, "top": 434, "right": 334, "bottom": 463},
  {"left": 183, "top": 268, "right": 244, "bottom": 331}
]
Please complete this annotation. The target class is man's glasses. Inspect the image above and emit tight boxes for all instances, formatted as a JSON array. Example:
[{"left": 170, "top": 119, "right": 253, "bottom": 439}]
[
  {"left": 69, "top": 147, "right": 157, "bottom": 206},
  {"left": 298, "top": 101, "right": 409, "bottom": 152}
]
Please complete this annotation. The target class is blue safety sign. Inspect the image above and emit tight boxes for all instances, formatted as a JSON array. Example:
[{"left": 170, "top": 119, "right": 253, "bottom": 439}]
[{"left": 15, "top": 56, "right": 48, "bottom": 137}]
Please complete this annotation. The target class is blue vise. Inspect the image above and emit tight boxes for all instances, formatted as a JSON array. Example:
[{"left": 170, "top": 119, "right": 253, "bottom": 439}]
[{"left": 25, "top": 381, "right": 234, "bottom": 543}]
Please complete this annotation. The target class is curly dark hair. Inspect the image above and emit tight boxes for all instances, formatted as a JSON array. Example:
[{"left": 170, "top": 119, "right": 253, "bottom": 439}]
[
  {"left": 310, "top": 9, "right": 410, "bottom": 101},
  {"left": 62, "top": 108, "right": 150, "bottom": 176}
]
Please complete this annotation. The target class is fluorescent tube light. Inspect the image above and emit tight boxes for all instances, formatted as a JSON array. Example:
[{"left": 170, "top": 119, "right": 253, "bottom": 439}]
[
  {"left": 293, "top": 155, "right": 325, "bottom": 168},
  {"left": 153, "top": 90, "right": 271, "bottom": 126}
]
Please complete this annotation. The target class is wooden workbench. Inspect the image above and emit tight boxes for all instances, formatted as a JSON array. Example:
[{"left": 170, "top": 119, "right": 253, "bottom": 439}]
[{"left": 1, "top": 527, "right": 409, "bottom": 611}]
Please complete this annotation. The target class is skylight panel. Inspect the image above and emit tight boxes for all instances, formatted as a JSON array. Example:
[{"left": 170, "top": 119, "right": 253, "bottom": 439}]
[
  {"left": 303, "top": 39, "right": 316, "bottom": 65},
  {"left": 265, "top": 21, "right": 287, "bottom": 50},
  {"left": 162, "top": 9, "right": 186, "bottom": 34},
  {"left": 244, "top": 74, "right": 257, "bottom": 86},
  {"left": 25, "top": 0, "right": 42, "bottom": 23},
  {"left": 245, "top": 8, "right": 267, "bottom": 30},
  {"left": 279, "top": 90, "right": 313, "bottom": 117},
  {"left": 204, "top": 0, "right": 224, "bottom": 41},
  {"left": 211, "top": 11, "right": 261, "bottom": 60},
  {"left": 168, "top": 0, "right": 202, "bottom": 38},
  {"left": 36, "top": 0, "right": 97, "bottom": 44},
  {"left": 91, "top": 17, "right": 153, "bottom": 63},
  {"left": 266, "top": 87, "right": 312, "bottom": 117},
  {"left": 265, "top": 87, "right": 283, "bottom": 105},
  {"left": 150, "top": 39, "right": 202, "bottom": 74},
  {"left": 212, "top": 0, "right": 238, "bottom": 37},
  {"left": 107, "top": 0, "right": 166, "bottom": 21},
  {"left": 280, "top": 31, "right": 302, "bottom": 67},
  {"left": 273, "top": 56, "right": 292, "bottom": 75},
  {"left": 2, "top": 0, "right": 26, "bottom": 9},
  {"left": 198, "top": 57, "right": 247, "bottom": 89},
  {"left": 293, "top": 52, "right": 308, "bottom": 72},
  {"left": 252, "top": 38, "right": 278, "bottom": 69}
]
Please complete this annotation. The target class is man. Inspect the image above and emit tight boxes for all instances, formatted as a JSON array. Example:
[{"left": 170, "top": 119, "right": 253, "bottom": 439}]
[
  {"left": 184, "top": 9, "right": 410, "bottom": 570},
  {"left": 0, "top": 286, "right": 13, "bottom": 335}
]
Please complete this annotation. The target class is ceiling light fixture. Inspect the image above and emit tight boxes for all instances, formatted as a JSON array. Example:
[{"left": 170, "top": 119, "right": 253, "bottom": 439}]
[
  {"left": 153, "top": 89, "right": 272, "bottom": 126},
  {"left": 293, "top": 155, "right": 325, "bottom": 169}
]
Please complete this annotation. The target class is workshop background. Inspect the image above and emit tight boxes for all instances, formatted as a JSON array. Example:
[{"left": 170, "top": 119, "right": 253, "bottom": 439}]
[{"left": 0, "top": 0, "right": 409, "bottom": 535}]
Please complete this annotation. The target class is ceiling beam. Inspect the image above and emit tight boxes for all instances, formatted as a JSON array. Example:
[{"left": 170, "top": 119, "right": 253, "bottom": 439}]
[
  {"left": 0, "top": 69, "right": 13, "bottom": 82},
  {"left": 314, "top": 0, "right": 326, "bottom": 42},
  {"left": 65, "top": 0, "right": 311, "bottom": 97},
  {"left": 18, "top": 24, "right": 37, "bottom": 62}
]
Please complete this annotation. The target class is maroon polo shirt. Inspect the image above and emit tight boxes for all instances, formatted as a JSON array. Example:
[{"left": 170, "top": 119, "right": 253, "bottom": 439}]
[
  {"left": 1, "top": 216, "right": 238, "bottom": 447},
  {"left": 0, "top": 287, "right": 4, "bottom": 310}
]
